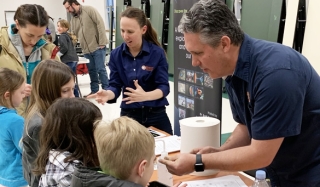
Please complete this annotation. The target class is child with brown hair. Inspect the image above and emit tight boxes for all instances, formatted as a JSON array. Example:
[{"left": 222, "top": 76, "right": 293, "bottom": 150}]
[
  {"left": 34, "top": 98, "right": 102, "bottom": 186},
  {"left": 0, "top": 68, "right": 28, "bottom": 187}
]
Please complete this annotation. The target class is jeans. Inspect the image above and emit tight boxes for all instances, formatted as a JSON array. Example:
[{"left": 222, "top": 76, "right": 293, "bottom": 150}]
[
  {"left": 84, "top": 47, "right": 109, "bottom": 93},
  {"left": 65, "top": 61, "right": 79, "bottom": 97},
  {"left": 120, "top": 106, "right": 173, "bottom": 135}
]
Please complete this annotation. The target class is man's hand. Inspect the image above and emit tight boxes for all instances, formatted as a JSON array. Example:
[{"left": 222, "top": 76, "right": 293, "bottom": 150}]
[
  {"left": 123, "top": 80, "right": 147, "bottom": 104},
  {"left": 87, "top": 90, "right": 109, "bottom": 105},
  {"left": 24, "top": 84, "right": 32, "bottom": 97},
  {"left": 99, "top": 45, "right": 105, "bottom": 49},
  {"left": 158, "top": 153, "right": 196, "bottom": 176},
  {"left": 191, "top": 146, "right": 221, "bottom": 154}
]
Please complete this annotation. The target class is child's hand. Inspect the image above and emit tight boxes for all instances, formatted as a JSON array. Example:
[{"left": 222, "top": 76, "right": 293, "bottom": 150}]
[{"left": 24, "top": 83, "right": 32, "bottom": 97}]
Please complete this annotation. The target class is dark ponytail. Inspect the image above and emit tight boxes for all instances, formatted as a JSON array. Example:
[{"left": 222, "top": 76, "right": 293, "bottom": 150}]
[
  {"left": 13, "top": 4, "right": 48, "bottom": 34},
  {"left": 145, "top": 19, "right": 161, "bottom": 47}
]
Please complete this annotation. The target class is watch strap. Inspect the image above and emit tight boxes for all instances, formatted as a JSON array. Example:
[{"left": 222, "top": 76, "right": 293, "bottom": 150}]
[{"left": 196, "top": 154, "right": 202, "bottom": 163}]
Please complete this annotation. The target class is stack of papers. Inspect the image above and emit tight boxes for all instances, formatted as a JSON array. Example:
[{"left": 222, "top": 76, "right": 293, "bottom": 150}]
[
  {"left": 182, "top": 175, "right": 247, "bottom": 187},
  {"left": 155, "top": 136, "right": 181, "bottom": 155}
]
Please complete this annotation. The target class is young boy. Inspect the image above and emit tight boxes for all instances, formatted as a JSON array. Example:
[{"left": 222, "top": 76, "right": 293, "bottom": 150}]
[{"left": 71, "top": 116, "right": 185, "bottom": 187}]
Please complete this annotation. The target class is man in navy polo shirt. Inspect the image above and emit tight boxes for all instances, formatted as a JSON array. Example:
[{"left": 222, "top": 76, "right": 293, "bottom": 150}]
[{"left": 159, "top": 0, "right": 320, "bottom": 186}]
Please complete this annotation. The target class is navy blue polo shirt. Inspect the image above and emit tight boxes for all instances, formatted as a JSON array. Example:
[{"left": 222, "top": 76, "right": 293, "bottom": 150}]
[
  {"left": 225, "top": 34, "right": 320, "bottom": 186},
  {"left": 106, "top": 39, "right": 169, "bottom": 109}
]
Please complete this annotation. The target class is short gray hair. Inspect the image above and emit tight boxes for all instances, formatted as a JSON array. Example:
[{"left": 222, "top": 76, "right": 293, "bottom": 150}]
[{"left": 178, "top": 0, "right": 244, "bottom": 47}]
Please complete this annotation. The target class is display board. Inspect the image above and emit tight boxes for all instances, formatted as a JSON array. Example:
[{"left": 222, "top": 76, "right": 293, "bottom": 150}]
[{"left": 173, "top": 0, "right": 222, "bottom": 137}]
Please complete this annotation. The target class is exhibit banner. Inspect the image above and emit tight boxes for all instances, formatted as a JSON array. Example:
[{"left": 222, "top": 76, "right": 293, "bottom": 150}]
[{"left": 173, "top": 0, "right": 222, "bottom": 137}]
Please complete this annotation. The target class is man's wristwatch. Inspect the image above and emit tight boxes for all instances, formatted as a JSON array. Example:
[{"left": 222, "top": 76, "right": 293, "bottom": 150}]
[{"left": 194, "top": 154, "right": 205, "bottom": 172}]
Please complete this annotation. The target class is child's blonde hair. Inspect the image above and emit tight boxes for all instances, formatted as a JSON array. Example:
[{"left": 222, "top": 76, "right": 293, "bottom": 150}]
[
  {"left": 0, "top": 68, "right": 25, "bottom": 108},
  {"left": 57, "top": 19, "right": 78, "bottom": 45},
  {"left": 94, "top": 117, "right": 155, "bottom": 180}
]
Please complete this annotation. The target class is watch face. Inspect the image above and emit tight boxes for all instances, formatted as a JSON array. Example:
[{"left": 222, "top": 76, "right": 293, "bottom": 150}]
[{"left": 195, "top": 163, "right": 205, "bottom": 172}]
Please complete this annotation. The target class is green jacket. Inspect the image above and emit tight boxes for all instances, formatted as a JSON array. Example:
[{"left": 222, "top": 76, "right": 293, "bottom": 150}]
[{"left": 0, "top": 26, "right": 60, "bottom": 117}]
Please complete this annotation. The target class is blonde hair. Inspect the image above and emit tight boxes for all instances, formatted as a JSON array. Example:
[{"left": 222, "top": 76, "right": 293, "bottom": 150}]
[
  {"left": 57, "top": 19, "right": 70, "bottom": 30},
  {"left": 58, "top": 19, "right": 78, "bottom": 45},
  {"left": 94, "top": 117, "right": 155, "bottom": 180},
  {"left": 0, "top": 68, "right": 25, "bottom": 108},
  {"left": 25, "top": 59, "right": 74, "bottom": 130}
]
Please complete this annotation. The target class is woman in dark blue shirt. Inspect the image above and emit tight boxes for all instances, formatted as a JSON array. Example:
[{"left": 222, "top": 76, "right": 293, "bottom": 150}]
[{"left": 89, "top": 7, "right": 172, "bottom": 134}]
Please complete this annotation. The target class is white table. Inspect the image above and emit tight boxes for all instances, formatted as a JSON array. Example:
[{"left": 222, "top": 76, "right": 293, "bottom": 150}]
[{"left": 78, "top": 57, "right": 89, "bottom": 64}]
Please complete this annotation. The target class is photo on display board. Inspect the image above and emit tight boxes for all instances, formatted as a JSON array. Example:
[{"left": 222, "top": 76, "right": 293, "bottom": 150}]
[
  {"left": 178, "top": 108, "right": 186, "bottom": 119},
  {"left": 187, "top": 84, "right": 195, "bottom": 97},
  {"left": 178, "top": 81, "right": 186, "bottom": 94},
  {"left": 178, "top": 68, "right": 186, "bottom": 81},
  {"left": 194, "top": 86, "right": 204, "bottom": 100},
  {"left": 178, "top": 94, "right": 186, "bottom": 107},
  {"left": 194, "top": 71, "right": 204, "bottom": 85},
  {"left": 204, "top": 74, "right": 214, "bottom": 88},
  {"left": 186, "top": 70, "right": 195, "bottom": 83},
  {"left": 186, "top": 97, "right": 194, "bottom": 110}
]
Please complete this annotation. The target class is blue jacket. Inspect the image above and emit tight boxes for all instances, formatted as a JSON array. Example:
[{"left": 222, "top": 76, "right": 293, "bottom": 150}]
[{"left": 0, "top": 106, "right": 27, "bottom": 187}]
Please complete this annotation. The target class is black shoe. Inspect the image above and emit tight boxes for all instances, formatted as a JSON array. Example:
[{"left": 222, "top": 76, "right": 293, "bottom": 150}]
[{"left": 83, "top": 92, "right": 95, "bottom": 98}]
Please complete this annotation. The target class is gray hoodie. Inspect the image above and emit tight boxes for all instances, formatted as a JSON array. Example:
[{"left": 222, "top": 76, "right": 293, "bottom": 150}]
[
  {"left": 58, "top": 32, "right": 79, "bottom": 63},
  {"left": 22, "top": 113, "right": 42, "bottom": 187}
]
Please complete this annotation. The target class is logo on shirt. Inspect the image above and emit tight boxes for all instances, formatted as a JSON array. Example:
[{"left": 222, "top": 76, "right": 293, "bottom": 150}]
[{"left": 141, "top": 65, "right": 154, "bottom": 71}]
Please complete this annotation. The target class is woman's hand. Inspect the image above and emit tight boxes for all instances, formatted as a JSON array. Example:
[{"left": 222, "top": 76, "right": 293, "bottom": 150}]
[
  {"left": 87, "top": 90, "right": 110, "bottom": 105},
  {"left": 123, "top": 80, "right": 147, "bottom": 104}
]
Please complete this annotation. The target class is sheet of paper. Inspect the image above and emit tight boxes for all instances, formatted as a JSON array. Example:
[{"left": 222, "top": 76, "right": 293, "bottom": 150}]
[
  {"left": 155, "top": 136, "right": 181, "bottom": 155},
  {"left": 181, "top": 175, "right": 247, "bottom": 187}
]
